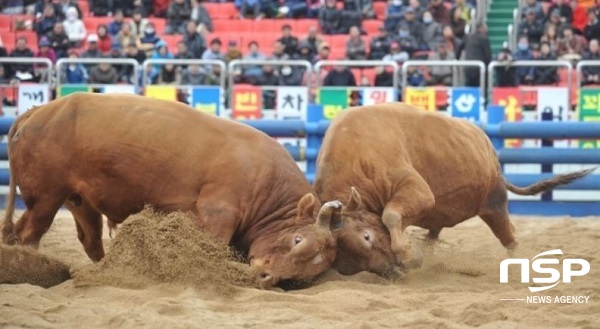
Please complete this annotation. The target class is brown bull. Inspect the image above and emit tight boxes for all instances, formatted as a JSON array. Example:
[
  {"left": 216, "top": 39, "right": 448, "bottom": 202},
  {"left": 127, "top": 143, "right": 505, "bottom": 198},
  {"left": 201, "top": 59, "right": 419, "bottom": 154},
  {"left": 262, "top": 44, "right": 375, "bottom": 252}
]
[
  {"left": 314, "top": 104, "right": 594, "bottom": 278},
  {"left": 1, "top": 92, "right": 344, "bottom": 288}
]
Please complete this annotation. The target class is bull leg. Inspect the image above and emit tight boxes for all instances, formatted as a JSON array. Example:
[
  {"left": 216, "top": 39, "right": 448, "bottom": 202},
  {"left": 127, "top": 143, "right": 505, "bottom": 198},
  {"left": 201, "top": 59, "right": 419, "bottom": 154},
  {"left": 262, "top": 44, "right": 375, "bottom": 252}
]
[
  {"left": 14, "top": 198, "right": 63, "bottom": 248},
  {"left": 65, "top": 200, "right": 105, "bottom": 262},
  {"left": 194, "top": 198, "right": 239, "bottom": 245},
  {"left": 479, "top": 183, "right": 518, "bottom": 252},
  {"left": 479, "top": 207, "right": 517, "bottom": 251},
  {"left": 382, "top": 173, "right": 435, "bottom": 269}
]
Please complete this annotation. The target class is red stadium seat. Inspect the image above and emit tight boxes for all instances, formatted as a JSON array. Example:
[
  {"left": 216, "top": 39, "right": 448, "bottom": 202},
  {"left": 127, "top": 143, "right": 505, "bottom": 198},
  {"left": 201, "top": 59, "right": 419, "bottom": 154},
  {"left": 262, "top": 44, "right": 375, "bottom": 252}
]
[
  {"left": 161, "top": 34, "right": 182, "bottom": 51},
  {"left": 273, "top": 19, "right": 296, "bottom": 32},
  {"left": 214, "top": 19, "right": 252, "bottom": 33},
  {"left": 295, "top": 19, "right": 315, "bottom": 34},
  {"left": 0, "top": 15, "right": 10, "bottom": 32},
  {"left": 221, "top": 2, "right": 238, "bottom": 19},
  {"left": 252, "top": 19, "right": 275, "bottom": 33},
  {"left": 362, "top": 68, "right": 376, "bottom": 84},
  {"left": 1, "top": 31, "right": 15, "bottom": 52},
  {"left": 78, "top": 0, "right": 89, "bottom": 17},
  {"left": 148, "top": 18, "right": 166, "bottom": 35},
  {"left": 362, "top": 19, "right": 380, "bottom": 34},
  {"left": 373, "top": 2, "right": 387, "bottom": 19},
  {"left": 351, "top": 68, "right": 361, "bottom": 82},
  {"left": 84, "top": 16, "right": 111, "bottom": 32},
  {"left": 203, "top": 3, "right": 221, "bottom": 18},
  {"left": 329, "top": 35, "right": 347, "bottom": 50}
]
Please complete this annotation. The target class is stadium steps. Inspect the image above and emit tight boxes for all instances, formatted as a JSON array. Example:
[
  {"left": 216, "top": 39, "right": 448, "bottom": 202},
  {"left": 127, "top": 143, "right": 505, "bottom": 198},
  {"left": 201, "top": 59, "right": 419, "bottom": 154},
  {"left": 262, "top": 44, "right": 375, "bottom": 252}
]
[{"left": 487, "top": 0, "right": 518, "bottom": 55}]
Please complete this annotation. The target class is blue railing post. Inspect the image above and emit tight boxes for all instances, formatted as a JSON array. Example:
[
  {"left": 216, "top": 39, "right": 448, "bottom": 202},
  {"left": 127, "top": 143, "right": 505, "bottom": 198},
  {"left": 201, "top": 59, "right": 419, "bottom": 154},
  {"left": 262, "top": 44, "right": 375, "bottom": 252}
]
[
  {"left": 540, "top": 108, "right": 554, "bottom": 202},
  {"left": 306, "top": 104, "right": 324, "bottom": 183},
  {"left": 487, "top": 105, "right": 505, "bottom": 150}
]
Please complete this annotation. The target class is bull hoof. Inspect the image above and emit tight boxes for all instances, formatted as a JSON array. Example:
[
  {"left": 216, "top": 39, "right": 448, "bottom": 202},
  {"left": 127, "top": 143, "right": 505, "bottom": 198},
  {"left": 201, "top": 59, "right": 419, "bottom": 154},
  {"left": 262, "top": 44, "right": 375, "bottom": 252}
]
[
  {"left": 505, "top": 241, "right": 519, "bottom": 257},
  {"left": 1, "top": 225, "right": 18, "bottom": 245}
]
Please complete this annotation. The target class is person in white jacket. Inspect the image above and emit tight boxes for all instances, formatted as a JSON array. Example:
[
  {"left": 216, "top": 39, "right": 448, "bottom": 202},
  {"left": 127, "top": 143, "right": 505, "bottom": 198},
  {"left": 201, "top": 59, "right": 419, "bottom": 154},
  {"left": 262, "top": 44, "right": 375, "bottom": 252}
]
[{"left": 63, "top": 7, "right": 86, "bottom": 47}]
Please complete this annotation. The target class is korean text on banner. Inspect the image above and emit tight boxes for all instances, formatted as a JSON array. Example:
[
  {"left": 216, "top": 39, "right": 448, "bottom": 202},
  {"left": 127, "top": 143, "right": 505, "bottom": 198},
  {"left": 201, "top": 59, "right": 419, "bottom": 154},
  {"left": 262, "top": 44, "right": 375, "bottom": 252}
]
[
  {"left": 18, "top": 84, "right": 50, "bottom": 115},
  {"left": 145, "top": 86, "right": 177, "bottom": 101},
  {"left": 578, "top": 88, "right": 600, "bottom": 148},
  {"left": 404, "top": 87, "right": 435, "bottom": 111},
  {"left": 57, "top": 85, "right": 91, "bottom": 97},
  {"left": 276, "top": 86, "right": 309, "bottom": 120},
  {"left": 492, "top": 87, "right": 523, "bottom": 148},
  {"left": 450, "top": 87, "right": 481, "bottom": 121},
  {"left": 536, "top": 87, "right": 569, "bottom": 122},
  {"left": 232, "top": 86, "right": 262, "bottom": 119},
  {"left": 102, "top": 85, "right": 136, "bottom": 94},
  {"left": 191, "top": 86, "right": 221, "bottom": 116},
  {"left": 318, "top": 88, "right": 348, "bottom": 120},
  {"left": 361, "top": 87, "right": 396, "bottom": 106}
]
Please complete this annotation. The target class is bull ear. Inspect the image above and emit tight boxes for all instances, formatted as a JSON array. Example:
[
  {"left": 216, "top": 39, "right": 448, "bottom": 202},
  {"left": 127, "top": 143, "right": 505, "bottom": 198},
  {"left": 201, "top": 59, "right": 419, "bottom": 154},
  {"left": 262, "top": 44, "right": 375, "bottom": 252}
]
[
  {"left": 346, "top": 187, "right": 362, "bottom": 211},
  {"left": 297, "top": 193, "right": 317, "bottom": 219}
]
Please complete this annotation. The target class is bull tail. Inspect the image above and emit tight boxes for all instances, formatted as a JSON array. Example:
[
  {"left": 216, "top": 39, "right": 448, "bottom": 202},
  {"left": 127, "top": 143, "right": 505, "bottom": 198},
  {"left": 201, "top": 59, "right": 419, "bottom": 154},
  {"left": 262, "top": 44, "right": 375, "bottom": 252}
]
[
  {"left": 1, "top": 113, "right": 31, "bottom": 245},
  {"left": 503, "top": 167, "right": 597, "bottom": 196}
]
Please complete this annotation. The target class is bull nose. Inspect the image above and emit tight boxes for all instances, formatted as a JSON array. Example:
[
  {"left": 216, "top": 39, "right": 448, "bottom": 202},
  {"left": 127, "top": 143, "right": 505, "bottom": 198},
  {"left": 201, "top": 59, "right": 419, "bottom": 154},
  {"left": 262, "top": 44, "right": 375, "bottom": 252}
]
[{"left": 257, "top": 272, "right": 279, "bottom": 289}]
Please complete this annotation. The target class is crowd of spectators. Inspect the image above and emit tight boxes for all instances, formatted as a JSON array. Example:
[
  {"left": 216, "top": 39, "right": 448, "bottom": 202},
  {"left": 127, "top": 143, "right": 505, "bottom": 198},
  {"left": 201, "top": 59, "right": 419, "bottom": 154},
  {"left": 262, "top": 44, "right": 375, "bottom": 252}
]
[
  {"left": 0, "top": 0, "right": 480, "bottom": 90},
  {"left": 496, "top": 0, "right": 600, "bottom": 87}
]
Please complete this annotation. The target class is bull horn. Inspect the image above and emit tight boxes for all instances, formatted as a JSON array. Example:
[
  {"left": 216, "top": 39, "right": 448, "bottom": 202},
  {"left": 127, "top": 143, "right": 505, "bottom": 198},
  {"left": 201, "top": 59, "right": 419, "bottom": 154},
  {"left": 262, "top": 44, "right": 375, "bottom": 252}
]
[{"left": 316, "top": 200, "right": 344, "bottom": 230}]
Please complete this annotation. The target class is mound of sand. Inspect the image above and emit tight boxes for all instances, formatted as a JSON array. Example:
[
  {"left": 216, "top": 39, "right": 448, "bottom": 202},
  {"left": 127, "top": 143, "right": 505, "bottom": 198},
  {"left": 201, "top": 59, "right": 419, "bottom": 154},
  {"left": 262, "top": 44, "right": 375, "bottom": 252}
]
[
  {"left": 74, "top": 208, "right": 257, "bottom": 292},
  {"left": 0, "top": 244, "right": 70, "bottom": 288}
]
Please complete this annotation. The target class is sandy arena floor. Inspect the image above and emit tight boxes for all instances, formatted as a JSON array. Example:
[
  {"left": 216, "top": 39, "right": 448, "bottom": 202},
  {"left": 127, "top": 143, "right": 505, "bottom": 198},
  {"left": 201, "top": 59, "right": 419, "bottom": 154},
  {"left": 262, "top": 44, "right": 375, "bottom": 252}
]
[{"left": 1, "top": 211, "right": 599, "bottom": 329}]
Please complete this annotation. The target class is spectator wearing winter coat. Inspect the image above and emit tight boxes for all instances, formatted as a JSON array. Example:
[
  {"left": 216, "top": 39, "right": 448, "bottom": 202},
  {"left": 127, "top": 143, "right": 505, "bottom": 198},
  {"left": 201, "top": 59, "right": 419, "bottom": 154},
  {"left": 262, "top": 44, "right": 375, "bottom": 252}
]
[
  {"left": 396, "top": 24, "right": 419, "bottom": 56},
  {"left": 404, "top": 66, "right": 425, "bottom": 86},
  {"left": 9, "top": 37, "right": 34, "bottom": 79},
  {"left": 191, "top": 0, "right": 213, "bottom": 32},
  {"left": 243, "top": 41, "right": 266, "bottom": 77},
  {"left": 47, "top": 22, "right": 70, "bottom": 59},
  {"left": 535, "top": 42, "right": 559, "bottom": 85},
  {"left": 96, "top": 24, "right": 113, "bottom": 54},
  {"left": 374, "top": 66, "right": 394, "bottom": 86},
  {"left": 183, "top": 21, "right": 206, "bottom": 58},
  {"left": 557, "top": 26, "right": 585, "bottom": 60},
  {"left": 278, "top": 24, "right": 299, "bottom": 56},
  {"left": 521, "top": 0, "right": 545, "bottom": 24},
  {"left": 307, "top": 0, "right": 321, "bottom": 18},
  {"left": 429, "top": 0, "right": 449, "bottom": 25},
  {"left": 426, "top": 41, "right": 455, "bottom": 86},
  {"left": 89, "top": 0, "right": 114, "bottom": 17},
  {"left": 584, "top": 9, "right": 600, "bottom": 41},
  {"left": 519, "top": 8, "right": 544, "bottom": 49},
  {"left": 181, "top": 63, "right": 213, "bottom": 85},
  {"left": 547, "top": 0, "right": 573, "bottom": 25},
  {"left": 89, "top": 62, "right": 119, "bottom": 84},
  {"left": 319, "top": 0, "right": 342, "bottom": 35},
  {"left": 35, "top": 37, "right": 56, "bottom": 64},
  {"left": 130, "top": 9, "right": 149, "bottom": 36},
  {"left": 402, "top": 7, "right": 423, "bottom": 48},
  {"left": 63, "top": 51, "right": 88, "bottom": 83},
  {"left": 279, "top": 65, "right": 303, "bottom": 86},
  {"left": 302, "top": 26, "right": 324, "bottom": 54},
  {"left": 201, "top": 38, "right": 225, "bottom": 71},
  {"left": 513, "top": 36, "right": 535, "bottom": 84},
  {"left": 383, "top": 41, "right": 409, "bottom": 62},
  {"left": 343, "top": 0, "right": 375, "bottom": 19},
  {"left": 384, "top": 0, "right": 404, "bottom": 33},
  {"left": 225, "top": 40, "right": 243, "bottom": 63},
  {"left": 450, "top": 7, "right": 467, "bottom": 39},
  {"left": 55, "top": 0, "right": 82, "bottom": 21},
  {"left": 81, "top": 34, "right": 103, "bottom": 59},
  {"left": 422, "top": 11, "right": 443, "bottom": 50},
  {"left": 36, "top": 4, "right": 58, "bottom": 38},
  {"left": 494, "top": 48, "right": 517, "bottom": 87},
  {"left": 63, "top": 6, "right": 86, "bottom": 46},
  {"left": 323, "top": 65, "right": 357, "bottom": 86},
  {"left": 158, "top": 64, "right": 181, "bottom": 85},
  {"left": 345, "top": 26, "right": 367, "bottom": 60},
  {"left": 107, "top": 10, "right": 125, "bottom": 36},
  {"left": 369, "top": 26, "right": 391, "bottom": 60},
  {"left": 582, "top": 39, "right": 600, "bottom": 85},
  {"left": 166, "top": 0, "right": 191, "bottom": 35},
  {"left": 116, "top": 23, "right": 137, "bottom": 50},
  {"left": 149, "top": 40, "right": 174, "bottom": 80},
  {"left": 138, "top": 22, "right": 162, "bottom": 56}
]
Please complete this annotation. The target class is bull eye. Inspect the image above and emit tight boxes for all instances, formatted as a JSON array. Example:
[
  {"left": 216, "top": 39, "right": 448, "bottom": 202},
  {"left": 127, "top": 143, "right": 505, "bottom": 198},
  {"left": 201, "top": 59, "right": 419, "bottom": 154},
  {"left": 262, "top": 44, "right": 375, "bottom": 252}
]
[
  {"left": 363, "top": 232, "right": 371, "bottom": 242},
  {"left": 294, "top": 236, "right": 303, "bottom": 245}
]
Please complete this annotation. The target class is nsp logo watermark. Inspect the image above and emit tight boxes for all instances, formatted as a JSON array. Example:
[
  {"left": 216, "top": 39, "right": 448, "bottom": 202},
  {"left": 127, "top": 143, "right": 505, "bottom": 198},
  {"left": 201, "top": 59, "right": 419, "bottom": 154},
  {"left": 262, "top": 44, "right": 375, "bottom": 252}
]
[
  {"left": 499, "top": 249, "right": 591, "bottom": 304},
  {"left": 500, "top": 249, "right": 590, "bottom": 292}
]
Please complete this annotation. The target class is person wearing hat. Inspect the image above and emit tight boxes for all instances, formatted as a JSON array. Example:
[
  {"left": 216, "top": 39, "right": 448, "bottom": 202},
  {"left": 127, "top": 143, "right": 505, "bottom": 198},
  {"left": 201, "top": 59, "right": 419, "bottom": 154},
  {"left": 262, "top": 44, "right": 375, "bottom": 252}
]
[
  {"left": 369, "top": 25, "right": 391, "bottom": 60},
  {"left": 518, "top": 7, "right": 544, "bottom": 49},
  {"left": 544, "top": 9, "right": 568, "bottom": 37},
  {"left": 396, "top": 23, "right": 418, "bottom": 56},
  {"left": 34, "top": 37, "right": 56, "bottom": 83},
  {"left": 81, "top": 34, "right": 102, "bottom": 59},
  {"left": 547, "top": 0, "right": 573, "bottom": 24},
  {"left": 521, "top": 0, "right": 545, "bottom": 24},
  {"left": 63, "top": 6, "right": 86, "bottom": 47},
  {"left": 402, "top": 6, "right": 424, "bottom": 47}
]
